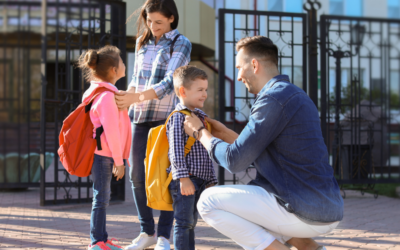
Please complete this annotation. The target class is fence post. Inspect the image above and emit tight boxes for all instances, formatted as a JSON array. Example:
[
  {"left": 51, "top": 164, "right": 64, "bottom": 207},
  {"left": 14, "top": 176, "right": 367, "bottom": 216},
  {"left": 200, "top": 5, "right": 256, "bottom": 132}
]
[
  {"left": 40, "top": 0, "right": 47, "bottom": 206},
  {"left": 304, "top": 0, "right": 321, "bottom": 108}
]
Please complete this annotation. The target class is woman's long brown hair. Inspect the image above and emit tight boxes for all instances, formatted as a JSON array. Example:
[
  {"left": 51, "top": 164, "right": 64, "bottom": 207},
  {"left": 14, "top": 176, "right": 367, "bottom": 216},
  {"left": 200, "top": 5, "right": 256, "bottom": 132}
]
[{"left": 127, "top": 0, "right": 179, "bottom": 51}]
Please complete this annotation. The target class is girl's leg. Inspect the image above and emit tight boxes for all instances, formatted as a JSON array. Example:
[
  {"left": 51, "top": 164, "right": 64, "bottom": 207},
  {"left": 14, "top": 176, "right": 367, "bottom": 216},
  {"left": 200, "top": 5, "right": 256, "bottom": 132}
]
[{"left": 90, "top": 154, "right": 113, "bottom": 245}]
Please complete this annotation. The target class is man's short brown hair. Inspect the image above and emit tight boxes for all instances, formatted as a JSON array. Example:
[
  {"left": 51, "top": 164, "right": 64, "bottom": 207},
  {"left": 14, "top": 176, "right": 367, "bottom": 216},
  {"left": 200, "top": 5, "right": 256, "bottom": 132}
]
[
  {"left": 236, "top": 36, "right": 279, "bottom": 66},
  {"left": 173, "top": 65, "right": 208, "bottom": 97}
]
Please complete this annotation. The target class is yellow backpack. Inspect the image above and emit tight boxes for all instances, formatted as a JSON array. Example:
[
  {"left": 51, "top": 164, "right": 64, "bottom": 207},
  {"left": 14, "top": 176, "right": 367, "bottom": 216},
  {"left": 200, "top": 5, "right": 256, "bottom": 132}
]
[{"left": 144, "top": 109, "right": 211, "bottom": 211}]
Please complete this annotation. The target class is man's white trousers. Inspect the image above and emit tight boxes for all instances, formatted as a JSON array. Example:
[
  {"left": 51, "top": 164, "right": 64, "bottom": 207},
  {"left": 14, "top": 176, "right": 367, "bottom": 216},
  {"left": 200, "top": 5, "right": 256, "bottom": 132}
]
[{"left": 197, "top": 185, "right": 339, "bottom": 250}]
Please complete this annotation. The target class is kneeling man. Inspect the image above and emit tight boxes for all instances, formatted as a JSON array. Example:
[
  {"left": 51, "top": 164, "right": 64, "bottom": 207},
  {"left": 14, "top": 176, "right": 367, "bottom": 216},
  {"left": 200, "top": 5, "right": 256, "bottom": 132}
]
[{"left": 184, "top": 36, "right": 343, "bottom": 250}]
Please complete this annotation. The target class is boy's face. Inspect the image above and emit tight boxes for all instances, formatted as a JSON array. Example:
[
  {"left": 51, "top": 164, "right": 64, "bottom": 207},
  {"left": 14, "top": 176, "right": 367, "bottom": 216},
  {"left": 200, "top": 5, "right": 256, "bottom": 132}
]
[{"left": 181, "top": 78, "right": 208, "bottom": 109}]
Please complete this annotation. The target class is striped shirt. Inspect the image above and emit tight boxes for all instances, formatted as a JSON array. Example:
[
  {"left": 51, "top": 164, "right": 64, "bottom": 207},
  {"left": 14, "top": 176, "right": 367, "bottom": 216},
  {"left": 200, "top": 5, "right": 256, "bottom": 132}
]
[
  {"left": 166, "top": 103, "right": 218, "bottom": 186},
  {"left": 128, "top": 29, "right": 192, "bottom": 124}
]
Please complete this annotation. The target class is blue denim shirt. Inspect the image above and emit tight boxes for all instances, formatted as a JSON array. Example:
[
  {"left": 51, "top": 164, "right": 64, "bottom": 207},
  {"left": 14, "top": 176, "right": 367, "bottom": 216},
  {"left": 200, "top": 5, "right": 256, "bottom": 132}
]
[{"left": 208, "top": 75, "right": 344, "bottom": 223}]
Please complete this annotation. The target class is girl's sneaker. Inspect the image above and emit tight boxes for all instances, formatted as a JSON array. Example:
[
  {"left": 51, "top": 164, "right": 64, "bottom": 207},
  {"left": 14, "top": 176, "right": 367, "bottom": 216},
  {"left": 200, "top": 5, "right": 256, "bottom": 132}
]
[
  {"left": 88, "top": 241, "right": 111, "bottom": 250},
  {"left": 105, "top": 238, "right": 123, "bottom": 250}
]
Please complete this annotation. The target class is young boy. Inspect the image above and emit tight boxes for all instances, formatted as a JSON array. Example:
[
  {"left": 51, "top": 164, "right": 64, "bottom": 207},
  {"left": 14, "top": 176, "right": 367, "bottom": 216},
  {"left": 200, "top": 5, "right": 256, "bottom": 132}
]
[{"left": 166, "top": 65, "right": 218, "bottom": 250}]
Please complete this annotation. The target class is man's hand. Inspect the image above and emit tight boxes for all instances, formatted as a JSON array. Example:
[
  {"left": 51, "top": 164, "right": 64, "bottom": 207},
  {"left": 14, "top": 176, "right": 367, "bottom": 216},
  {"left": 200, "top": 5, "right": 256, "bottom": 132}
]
[
  {"left": 183, "top": 113, "right": 204, "bottom": 138},
  {"left": 113, "top": 164, "right": 125, "bottom": 181},
  {"left": 204, "top": 117, "right": 228, "bottom": 140},
  {"left": 180, "top": 177, "right": 195, "bottom": 196},
  {"left": 115, "top": 91, "right": 139, "bottom": 110}
]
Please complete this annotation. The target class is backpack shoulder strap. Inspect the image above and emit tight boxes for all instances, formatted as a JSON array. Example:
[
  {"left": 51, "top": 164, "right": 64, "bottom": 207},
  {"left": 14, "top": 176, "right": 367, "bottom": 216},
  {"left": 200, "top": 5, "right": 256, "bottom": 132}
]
[
  {"left": 178, "top": 109, "right": 195, "bottom": 157},
  {"left": 84, "top": 87, "right": 111, "bottom": 113},
  {"left": 169, "top": 34, "right": 181, "bottom": 57},
  {"left": 165, "top": 109, "right": 195, "bottom": 157}
]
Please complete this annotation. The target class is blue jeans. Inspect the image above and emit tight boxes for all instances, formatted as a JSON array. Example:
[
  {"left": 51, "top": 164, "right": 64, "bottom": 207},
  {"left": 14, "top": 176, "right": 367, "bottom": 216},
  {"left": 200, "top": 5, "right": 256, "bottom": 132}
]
[
  {"left": 90, "top": 154, "right": 123, "bottom": 245},
  {"left": 169, "top": 176, "right": 206, "bottom": 250},
  {"left": 129, "top": 120, "right": 174, "bottom": 239}
]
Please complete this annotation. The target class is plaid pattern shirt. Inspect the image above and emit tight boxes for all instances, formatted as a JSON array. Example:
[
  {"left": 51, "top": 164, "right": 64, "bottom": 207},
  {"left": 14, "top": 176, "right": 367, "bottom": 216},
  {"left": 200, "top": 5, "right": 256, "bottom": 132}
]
[
  {"left": 128, "top": 29, "right": 192, "bottom": 124},
  {"left": 166, "top": 103, "right": 218, "bottom": 186}
]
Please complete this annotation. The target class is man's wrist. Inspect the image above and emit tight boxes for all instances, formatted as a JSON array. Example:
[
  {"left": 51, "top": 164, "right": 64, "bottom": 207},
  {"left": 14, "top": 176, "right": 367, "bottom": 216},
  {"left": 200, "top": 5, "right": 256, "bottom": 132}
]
[{"left": 193, "top": 126, "right": 206, "bottom": 140}]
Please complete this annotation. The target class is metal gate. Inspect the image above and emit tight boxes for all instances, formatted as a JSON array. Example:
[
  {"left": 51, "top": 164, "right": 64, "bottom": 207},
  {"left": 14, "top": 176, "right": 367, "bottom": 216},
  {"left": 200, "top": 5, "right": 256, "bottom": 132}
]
[
  {"left": 39, "top": 0, "right": 126, "bottom": 205},
  {"left": 218, "top": 9, "right": 307, "bottom": 184},
  {"left": 320, "top": 15, "right": 400, "bottom": 193},
  {"left": 1, "top": 1, "right": 43, "bottom": 189}
]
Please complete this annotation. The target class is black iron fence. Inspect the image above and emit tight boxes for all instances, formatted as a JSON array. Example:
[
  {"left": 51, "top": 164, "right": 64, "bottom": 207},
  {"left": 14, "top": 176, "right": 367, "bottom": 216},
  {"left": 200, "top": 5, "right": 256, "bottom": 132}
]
[
  {"left": 0, "top": 0, "right": 127, "bottom": 205},
  {"left": 217, "top": 2, "right": 400, "bottom": 192},
  {"left": 218, "top": 8, "right": 308, "bottom": 184},
  {"left": 320, "top": 15, "right": 400, "bottom": 195}
]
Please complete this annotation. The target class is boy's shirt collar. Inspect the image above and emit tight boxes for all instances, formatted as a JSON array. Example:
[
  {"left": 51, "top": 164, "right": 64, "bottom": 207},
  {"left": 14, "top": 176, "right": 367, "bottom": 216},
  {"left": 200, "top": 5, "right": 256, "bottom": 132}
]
[{"left": 175, "top": 103, "right": 208, "bottom": 118}]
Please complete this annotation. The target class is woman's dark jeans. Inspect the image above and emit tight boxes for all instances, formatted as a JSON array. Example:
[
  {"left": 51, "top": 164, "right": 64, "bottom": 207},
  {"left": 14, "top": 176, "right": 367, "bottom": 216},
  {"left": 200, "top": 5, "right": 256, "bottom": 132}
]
[{"left": 129, "top": 120, "right": 174, "bottom": 239}]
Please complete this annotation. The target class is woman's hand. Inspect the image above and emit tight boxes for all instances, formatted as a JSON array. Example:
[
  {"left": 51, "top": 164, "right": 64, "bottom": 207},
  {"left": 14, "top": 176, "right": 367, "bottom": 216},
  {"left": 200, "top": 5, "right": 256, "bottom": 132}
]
[
  {"left": 115, "top": 91, "right": 139, "bottom": 110},
  {"left": 184, "top": 113, "right": 204, "bottom": 137},
  {"left": 113, "top": 164, "right": 125, "bottom": 181}
]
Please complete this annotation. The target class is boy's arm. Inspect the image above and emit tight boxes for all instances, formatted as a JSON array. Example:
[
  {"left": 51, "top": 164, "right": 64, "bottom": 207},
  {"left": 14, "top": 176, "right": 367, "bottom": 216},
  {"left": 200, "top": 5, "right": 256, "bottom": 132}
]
[
  {"left": 167, "top": 113, "right": 195, "bottom": 196},
  {"left": 167, "top": 113, "right": 190, "bottom": 180}
]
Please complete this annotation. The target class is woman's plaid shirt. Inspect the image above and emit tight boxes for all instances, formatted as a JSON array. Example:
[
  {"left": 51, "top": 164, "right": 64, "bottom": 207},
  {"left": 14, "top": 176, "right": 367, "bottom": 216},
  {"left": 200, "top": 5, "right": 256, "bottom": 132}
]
[
  {"left": 128, "top": 29, "right": 192, "bottom": 124},
  {"left": 166, "top": 103, "right": 218, "bottom": 186}
]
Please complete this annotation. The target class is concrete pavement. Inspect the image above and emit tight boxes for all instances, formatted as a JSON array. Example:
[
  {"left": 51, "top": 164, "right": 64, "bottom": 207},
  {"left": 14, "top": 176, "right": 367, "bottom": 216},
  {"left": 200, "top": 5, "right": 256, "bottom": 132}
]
[{"left": 0, "top": 181, "right": 399, "bottom": 250}]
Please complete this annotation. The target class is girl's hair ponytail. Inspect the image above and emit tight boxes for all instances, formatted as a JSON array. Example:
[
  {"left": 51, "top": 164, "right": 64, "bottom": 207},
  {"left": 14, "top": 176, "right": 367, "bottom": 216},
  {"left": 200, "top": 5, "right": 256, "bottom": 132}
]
[
  {"left": 78, "top": 45, "right": 120, "bottom": 82},
  {"left": 84, "top": 50, "right": 98, "bottom": 70}
]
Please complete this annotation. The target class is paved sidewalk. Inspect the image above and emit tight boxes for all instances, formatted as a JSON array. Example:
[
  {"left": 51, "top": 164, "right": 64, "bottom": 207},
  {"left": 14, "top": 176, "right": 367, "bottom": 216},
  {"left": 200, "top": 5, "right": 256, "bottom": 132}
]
[{"left": 0, "top": 181, "right": 400, "bottom": 249}]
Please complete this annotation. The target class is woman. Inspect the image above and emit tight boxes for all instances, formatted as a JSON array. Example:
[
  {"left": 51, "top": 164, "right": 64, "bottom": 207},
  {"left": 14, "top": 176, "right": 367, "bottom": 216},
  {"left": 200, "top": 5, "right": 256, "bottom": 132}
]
[{"left": 116, "top": 1, "right": 191, "bottom": 250}]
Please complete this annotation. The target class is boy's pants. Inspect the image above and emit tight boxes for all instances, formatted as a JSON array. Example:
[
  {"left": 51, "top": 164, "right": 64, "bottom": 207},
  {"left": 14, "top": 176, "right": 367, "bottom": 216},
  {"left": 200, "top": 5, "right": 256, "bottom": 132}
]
[
  {"left": 169, "top": 176, "right": 207, "bottom": 250},
  {"left": 197, "top": 185, "right": 339, "bottom": 250}
]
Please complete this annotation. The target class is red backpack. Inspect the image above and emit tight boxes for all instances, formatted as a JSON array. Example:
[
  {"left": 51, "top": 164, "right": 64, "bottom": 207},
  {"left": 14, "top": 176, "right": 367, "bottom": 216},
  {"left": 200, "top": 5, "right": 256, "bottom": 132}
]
[{"left": 58, "top": 88, "right": 108, "bottom": 177}]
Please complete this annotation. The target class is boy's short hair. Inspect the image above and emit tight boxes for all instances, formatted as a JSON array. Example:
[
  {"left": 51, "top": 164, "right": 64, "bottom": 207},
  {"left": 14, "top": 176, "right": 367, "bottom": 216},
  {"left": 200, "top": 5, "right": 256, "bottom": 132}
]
[{"left": 173, "top": 65, "right": 208, "bottom": 97}]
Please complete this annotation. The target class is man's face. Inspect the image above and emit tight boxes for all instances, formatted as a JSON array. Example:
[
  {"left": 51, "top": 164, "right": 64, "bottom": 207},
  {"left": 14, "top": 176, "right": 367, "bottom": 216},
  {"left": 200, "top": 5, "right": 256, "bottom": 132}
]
[{"left": 236, "top": 49, "right": 257, "bottom": 94}]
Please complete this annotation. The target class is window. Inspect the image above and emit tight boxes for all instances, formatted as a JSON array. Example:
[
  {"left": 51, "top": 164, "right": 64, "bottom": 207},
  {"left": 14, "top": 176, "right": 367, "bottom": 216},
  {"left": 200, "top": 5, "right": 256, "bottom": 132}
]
[
  {"left": 388, "top": 0, "right": 400, "bottom": 18},
  {"left": 268, "top": 0, "right": 283, "bottom": 11},
  {"left": 267, "top": 0, "right": 302, "bottom": 13},
  {"left": 345, "top": 0, "right": 363, "bottom": 16},
  {"left": 330, "top": 0, "right": 344, "bottom": 15},
  {"left": 330, "top": 0, "right": 363, "bottom": 16},
  {"left": 285, "top": 0, "right": 303, "bottom": 13}
]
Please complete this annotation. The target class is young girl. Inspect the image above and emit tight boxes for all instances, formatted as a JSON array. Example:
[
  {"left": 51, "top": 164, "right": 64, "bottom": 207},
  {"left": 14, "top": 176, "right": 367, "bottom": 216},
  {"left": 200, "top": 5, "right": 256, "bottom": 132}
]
[{"left": 78, "top": 45, "right": 131, "bottom": 250}]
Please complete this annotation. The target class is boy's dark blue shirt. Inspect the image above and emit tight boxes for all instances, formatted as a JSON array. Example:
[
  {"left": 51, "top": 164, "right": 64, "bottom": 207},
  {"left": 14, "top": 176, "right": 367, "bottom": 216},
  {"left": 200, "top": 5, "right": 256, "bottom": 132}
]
[{"left": 166, "top": 103, "right": 218, "bottom": 186}]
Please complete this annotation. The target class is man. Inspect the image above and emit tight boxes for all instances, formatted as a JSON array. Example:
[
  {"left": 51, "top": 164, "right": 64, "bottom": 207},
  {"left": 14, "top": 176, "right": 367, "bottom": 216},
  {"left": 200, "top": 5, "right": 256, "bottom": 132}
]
[{"left": 183, "top": 36, "right": 343, "bottom": 250}]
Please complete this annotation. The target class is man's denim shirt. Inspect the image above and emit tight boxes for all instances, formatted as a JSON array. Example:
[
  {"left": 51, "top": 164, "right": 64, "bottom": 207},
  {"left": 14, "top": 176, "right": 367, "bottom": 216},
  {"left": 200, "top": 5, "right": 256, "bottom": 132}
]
[{"left": 208, "top": 75, "right": 344, "bottom": 223}]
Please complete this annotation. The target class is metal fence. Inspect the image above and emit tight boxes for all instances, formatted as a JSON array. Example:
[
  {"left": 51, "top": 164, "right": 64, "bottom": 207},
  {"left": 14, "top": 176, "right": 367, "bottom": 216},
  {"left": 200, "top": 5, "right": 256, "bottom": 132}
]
[
  {"left": 320, "top": 15, "right": 400, "bottom": 195},
  {"left": 218, "top": 8, "right": 307, "bottom": 184},
  {"left": 0, "top": 0, "right": 127, "bottom": 205},
  {"left": 217, "top": 5, "right": 400, "bottom": 192}
]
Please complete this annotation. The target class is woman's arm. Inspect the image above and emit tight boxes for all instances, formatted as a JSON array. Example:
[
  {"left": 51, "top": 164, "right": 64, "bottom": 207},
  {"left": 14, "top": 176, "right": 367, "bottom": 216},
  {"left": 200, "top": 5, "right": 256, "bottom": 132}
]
[
  {"left": 115, "top": 37, "right": 192, "bottom": 110},
  {"left": 115, "top": 87, "right": 156, "bottom": 110},
  {"left": 151, "top": 38, "right": 192, "bottom": 100}
]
